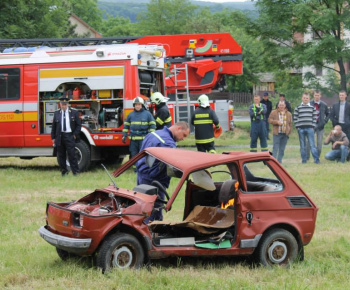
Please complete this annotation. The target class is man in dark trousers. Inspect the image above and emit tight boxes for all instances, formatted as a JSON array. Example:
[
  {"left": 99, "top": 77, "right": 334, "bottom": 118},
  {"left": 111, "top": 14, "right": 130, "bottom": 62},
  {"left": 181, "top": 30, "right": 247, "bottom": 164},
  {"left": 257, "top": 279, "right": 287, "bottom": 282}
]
[
  {"left": 150, "top": 92, "right": 172, "bottom": 129},
  {"left": 137, "top": 122, "right": 190, "bottom": 223},
  {"left": 260, "top": 92, "right": 272, "bottom": 139},
  {"left": 191, "top": 94, "right": 221, "bottom": 153},
  {"left": 329, "top": 90, "right": 350, "bottom": 142},
  {"left": 51, "top": 96, "right": 81, "bottom": 176},
  {"left": 307, "top": 90, "right": 330, "bottom": 159},
  {"left": 122, "top": 96, "right": 156, "bottom": 160},
  {"left": 249, "top": 95, "right": 268, "bottom": 152},
  {"left": 276, "top": 93, "right": 292, "bottom": 113}
]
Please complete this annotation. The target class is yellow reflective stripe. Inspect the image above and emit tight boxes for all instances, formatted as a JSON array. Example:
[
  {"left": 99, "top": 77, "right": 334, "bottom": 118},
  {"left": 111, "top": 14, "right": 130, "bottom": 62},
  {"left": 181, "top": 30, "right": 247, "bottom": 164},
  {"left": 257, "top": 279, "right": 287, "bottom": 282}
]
[
  {"left": 151, "top": 132, "right": 165, "bottom": 143},
  {"left": 165, "top": 117, "right": 172, "bottom": 123},
  {"left": 40, "top": 67, "right": 124, "bottom": 78},
  {"left": 156, "top": 117, "right": 164, "bottom": 125},
  {"left": 208, "top": 149, "right": 216, "bottom": 154},
  {"left": 195, "top": 138, "right": 215, "bottom": 144},
  {"left": 122, "top": 129, "right": 128, "bottom": 132},
  {"left": 149, "top": 129, "right": 155, "bottom": 132},
  {"left": 195, "top": 113, "right": 210, "bottom": 118},
  {"left": 130, "top": 121, "right": 151, "bottom": 125},
  {"left": 131, "top": 136, "right": 145, "bottom": 140},
  {"left": 0, "top": 112, "right": 37, "bottom": 122},
  {"left": 149, "top": 121, "right": 156, "bottom": 125},
  {"left": 194, "top": 120, "right": 213, "bottom": 125},
  {"left": 124, "top": 122, "right": 130, "bottom": 125}
]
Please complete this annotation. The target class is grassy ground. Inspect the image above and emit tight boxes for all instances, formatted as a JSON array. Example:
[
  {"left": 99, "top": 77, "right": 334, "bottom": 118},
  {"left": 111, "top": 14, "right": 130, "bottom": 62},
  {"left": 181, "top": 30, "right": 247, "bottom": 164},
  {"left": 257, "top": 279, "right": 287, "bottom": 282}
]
[{"left": 1, "top": 122, "right": 350, "bottom": 289}]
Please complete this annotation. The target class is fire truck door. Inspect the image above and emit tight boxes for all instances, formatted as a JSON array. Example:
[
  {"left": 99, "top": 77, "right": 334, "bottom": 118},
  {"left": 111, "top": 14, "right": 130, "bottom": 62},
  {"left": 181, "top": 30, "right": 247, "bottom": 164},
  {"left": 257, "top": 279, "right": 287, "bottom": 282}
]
[{"left": 0, "top": 66, "right": 24, "bottom": 147}]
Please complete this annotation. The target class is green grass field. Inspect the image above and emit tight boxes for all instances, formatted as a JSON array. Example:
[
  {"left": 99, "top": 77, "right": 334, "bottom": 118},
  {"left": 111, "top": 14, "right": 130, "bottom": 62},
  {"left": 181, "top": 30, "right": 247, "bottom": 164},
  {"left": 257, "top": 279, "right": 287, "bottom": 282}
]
[{"left": 1, "top": 122, "right": 350, "bottom": 289}]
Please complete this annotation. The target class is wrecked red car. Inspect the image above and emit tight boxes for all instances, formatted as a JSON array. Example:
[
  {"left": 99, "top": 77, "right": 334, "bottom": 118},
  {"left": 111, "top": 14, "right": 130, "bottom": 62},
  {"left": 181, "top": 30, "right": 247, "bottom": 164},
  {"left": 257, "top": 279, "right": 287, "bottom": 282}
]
[{"left": 39, "top": 148, "right": 318, "bottom": 272}]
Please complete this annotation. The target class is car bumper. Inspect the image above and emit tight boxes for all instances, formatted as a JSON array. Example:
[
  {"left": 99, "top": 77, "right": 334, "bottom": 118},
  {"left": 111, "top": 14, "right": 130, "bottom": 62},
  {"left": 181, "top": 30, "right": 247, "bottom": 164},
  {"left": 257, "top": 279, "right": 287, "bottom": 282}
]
[{"left": 38, "top": 226, "right": 92, "bottom": 254}]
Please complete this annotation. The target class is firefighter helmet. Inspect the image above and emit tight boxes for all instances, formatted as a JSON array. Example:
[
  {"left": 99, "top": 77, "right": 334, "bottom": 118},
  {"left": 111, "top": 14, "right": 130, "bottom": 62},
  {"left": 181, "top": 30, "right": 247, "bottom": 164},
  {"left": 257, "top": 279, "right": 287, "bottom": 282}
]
[
  {"left": 198, "top": 94, "right": 210, "bottom": 108},
  {"left": 133, "top": 96, "right": 145, "bottom": 106},
  {"left": 150, "top": 92, "right": 166, "bottom": 105}
]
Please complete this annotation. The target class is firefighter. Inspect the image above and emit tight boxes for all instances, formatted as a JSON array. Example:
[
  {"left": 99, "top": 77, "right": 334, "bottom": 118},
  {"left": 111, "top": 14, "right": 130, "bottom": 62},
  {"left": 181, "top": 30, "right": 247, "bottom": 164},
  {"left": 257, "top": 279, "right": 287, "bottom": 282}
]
[
  {"left": 136, "top": 122, "right": 190, "bottom": 222},
  {"left": 191, "top": 94, "right": 221, "bottom": 153},
  {"left": 122, "top": 96, "right": 156, "bottom": 161},
  {"left": 249, "top": 95, "right": 268, "bottom": 152},
  {"left": 150, "top": 92, "right": 172, "bottom": 129},
  {"left": 51, "top": 96, "right": 81, "bottom": 176}
]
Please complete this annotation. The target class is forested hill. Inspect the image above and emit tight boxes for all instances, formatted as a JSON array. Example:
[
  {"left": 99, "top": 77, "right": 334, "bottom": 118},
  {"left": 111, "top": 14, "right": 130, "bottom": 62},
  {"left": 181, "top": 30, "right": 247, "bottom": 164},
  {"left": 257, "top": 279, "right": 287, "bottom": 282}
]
[{"left": 98, "top": 0, "right": 257, "bottom": 22}]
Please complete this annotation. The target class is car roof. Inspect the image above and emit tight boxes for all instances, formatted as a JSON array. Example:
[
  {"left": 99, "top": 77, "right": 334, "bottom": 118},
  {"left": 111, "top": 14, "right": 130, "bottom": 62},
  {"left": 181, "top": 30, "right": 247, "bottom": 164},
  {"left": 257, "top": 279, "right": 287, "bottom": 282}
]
[{"left": 145, "top": 147, "right": 272, "bottom": 172}]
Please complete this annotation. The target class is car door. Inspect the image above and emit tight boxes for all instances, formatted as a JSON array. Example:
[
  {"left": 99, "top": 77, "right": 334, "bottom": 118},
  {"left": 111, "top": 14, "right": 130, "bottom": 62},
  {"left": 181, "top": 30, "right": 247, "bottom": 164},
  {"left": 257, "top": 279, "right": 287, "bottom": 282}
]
[{"left": 0, "top": 66, "right": 24, "bottom": 147}]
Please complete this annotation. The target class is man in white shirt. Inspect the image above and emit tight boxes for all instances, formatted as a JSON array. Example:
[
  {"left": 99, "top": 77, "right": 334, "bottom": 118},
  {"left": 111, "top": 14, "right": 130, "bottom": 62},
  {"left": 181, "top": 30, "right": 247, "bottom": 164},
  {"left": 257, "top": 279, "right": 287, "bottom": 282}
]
[{"left": 51, "top": 96, "right": 81, "bottom": 176}]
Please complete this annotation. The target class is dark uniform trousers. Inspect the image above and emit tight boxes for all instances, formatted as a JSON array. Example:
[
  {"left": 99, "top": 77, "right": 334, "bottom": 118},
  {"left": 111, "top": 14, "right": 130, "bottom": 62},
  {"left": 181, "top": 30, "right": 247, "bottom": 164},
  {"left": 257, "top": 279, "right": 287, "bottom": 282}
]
[
  {"left": 250, "top": 120, "right": 268, "bottom": 152},
  {"left": 196, "top": 142, "right": 215, "bottom": 153},
  {"left": 57, "top": 132, "right": 79, "bottom": 174}
]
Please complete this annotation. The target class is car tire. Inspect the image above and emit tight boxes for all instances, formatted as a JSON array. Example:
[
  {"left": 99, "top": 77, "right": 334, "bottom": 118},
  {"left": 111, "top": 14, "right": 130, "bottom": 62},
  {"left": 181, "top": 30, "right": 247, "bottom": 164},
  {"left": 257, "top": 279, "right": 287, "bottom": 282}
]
[
  {"left": 257, "top": 229, "right": 298, "bottom": 267},
  {"left": 56, "top": 248, "right": 79, "bottom": 261},
  {"left": 57, "top": 140, "right": 91, "bottom": 172},
  {"left": 96, "top": 233, "right": 144, "bottom": 273}
]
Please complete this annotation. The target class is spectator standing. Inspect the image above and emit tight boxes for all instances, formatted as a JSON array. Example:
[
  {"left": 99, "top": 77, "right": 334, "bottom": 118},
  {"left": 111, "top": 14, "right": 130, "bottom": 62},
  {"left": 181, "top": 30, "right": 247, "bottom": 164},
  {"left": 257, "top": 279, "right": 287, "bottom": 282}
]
[
  {"left": 122, "top": 96, "right": 156, "bottom": 161},
  {"left": 268, "top": 101, "right": 292, "bottom": 163},
  {"left": 293, "top": 92, "right": 320, "bottom": 164},
  {"left": 329, "top": 90, "right": 350, "bottom": 142},
  {"left": 307, "top": 90, "right": 330, "bottom": 159},
  {"left": 191, "top": 94, "right": 221, "bottom": 153},
  {"left": 324, "top": 125, "right": 349, "bottom": 163},
  {"left": 249, "top": 95, "right": 268, "bottom": 152},
  {"left": 136, "top": 122, "right": 190, "bottom": 222},
  {"left": 150, "top": 92, "right": 172, "bottom": 129},
  {"left": 51, "top": 96, "right": 81, "bottom": 176},
  {"left": 261, "top": 92, "right": 273, "bottom": 140},
  {"left": 276, "top": 93, "right": 292, "bottom": 113}
]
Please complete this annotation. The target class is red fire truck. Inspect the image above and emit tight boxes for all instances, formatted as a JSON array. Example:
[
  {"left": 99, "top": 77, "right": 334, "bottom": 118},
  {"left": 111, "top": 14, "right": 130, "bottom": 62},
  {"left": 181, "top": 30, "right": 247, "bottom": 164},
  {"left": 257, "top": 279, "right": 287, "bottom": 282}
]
[{"left": 0, "top": 33, "right": 242, "bottom": 171}]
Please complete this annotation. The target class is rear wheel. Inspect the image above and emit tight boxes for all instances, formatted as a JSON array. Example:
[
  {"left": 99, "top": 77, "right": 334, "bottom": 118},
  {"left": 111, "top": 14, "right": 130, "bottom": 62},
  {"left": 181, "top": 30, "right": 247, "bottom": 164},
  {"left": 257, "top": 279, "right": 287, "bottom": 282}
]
[
  {"left": 96, "top": 233, "right": 144, "bottom": 273},
  {"left": 257, "top": 229, "right": 298, "bottom": 267}
]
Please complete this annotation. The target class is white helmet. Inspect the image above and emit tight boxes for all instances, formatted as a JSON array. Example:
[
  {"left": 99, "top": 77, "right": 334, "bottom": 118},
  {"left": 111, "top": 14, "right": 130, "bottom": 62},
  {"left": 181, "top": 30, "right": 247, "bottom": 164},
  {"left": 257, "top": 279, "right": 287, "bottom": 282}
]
[
  {"left": 133, "top": 96, "right": 145, "bottom": 106},
  {"left": 150, "top": 92, "right": 166, "bottom": 105},
  {"left": 198, "top": 94, "right": 210, "bottom": 108}
]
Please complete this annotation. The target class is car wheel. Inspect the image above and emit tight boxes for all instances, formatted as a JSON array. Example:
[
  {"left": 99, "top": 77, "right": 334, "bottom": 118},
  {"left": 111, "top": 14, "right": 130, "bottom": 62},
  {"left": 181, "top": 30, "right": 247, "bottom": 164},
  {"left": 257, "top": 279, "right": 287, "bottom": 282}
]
[
  {"left": 257, "top": 229, "right": 298, "bottom": 267},
  {"left": 56, "top": 248, "right": 79, "bottom": 261},
  {"left": 96, "top": 233, "right": 144, "bottom": 273}
]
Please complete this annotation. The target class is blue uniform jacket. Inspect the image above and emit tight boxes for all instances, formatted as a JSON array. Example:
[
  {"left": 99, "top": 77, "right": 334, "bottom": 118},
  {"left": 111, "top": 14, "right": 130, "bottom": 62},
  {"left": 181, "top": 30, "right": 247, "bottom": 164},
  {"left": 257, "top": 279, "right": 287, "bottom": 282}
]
[
  {"left": 136, "top": 127, "right": 176, "bottom": 187},
  {"left": 122, "top": 108, "right": 155, "bottom": 140}
]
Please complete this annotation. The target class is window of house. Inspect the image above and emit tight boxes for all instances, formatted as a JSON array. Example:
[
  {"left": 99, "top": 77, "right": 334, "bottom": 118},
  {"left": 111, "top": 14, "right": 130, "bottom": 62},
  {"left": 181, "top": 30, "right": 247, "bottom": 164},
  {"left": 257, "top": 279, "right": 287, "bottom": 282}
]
[
  {"left": 315, "top": 65, "right": 323, "bottom": 76},
  {"left": 0, "top": 68, "right": 20, "bottom": 100}
]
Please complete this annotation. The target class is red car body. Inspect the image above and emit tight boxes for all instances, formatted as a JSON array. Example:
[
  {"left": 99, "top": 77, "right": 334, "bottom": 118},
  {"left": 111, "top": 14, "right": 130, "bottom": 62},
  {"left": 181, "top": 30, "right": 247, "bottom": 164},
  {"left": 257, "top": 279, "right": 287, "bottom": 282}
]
[{"left": 39, "top": 148, "right": 318, "bottom": 271}]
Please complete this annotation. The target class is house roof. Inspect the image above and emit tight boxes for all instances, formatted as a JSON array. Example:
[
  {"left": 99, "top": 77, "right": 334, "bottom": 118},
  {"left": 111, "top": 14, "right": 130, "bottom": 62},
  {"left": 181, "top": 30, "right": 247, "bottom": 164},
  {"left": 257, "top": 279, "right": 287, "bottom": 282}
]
[{"left": 69, "top": 14, "right": 102, "bottom": 38}]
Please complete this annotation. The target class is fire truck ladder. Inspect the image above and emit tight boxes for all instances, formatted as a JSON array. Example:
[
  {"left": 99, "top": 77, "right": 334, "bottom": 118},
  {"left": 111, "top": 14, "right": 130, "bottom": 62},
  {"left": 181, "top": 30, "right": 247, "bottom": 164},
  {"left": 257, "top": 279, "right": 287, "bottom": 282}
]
[
  {"left": 173, "top": 63, "right": 191, "bottom": 125},
  {"left": 0, "top": 36, "right": 141, "bottom": 51}
]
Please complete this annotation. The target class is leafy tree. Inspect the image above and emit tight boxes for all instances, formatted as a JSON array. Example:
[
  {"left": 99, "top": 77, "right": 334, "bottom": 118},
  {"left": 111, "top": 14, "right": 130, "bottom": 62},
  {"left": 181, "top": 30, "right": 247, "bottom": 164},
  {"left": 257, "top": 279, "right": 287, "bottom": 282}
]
[
  {"left": 100, "top": 15, "right": 138, "bottom": 37},
  {"left": 66, "top": 0, "right": 103, "bottom": 31},
  {"left": 252, "top": 0, "right": 350, "bottom": 92},
  {"left": 0, "top": 0, "right": 72, "bottom": 39},
  {"left": 136, "top": 0, "right": 197, "bottom": 35}
]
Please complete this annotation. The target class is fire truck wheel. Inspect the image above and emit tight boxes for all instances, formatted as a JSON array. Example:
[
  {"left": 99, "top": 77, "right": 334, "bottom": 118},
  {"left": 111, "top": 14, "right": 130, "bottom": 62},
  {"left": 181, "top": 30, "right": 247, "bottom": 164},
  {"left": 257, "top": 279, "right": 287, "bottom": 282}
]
[
  {"left": 257, "top": 229, "right": 298, "bottom": 267},
  {"left": 56, "top": 248, "right": 79, "bottom": 261},
  {"left": 96, "top": 233, "right": 144, "bottom": 273},
  {"left": 58, "top": 140, "right": 91, "bottom": 172}
]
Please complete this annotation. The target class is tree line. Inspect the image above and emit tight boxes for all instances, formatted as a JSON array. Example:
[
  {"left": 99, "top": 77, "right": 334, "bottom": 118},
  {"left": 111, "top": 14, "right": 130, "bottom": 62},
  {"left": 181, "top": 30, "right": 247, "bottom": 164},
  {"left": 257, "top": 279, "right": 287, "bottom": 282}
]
[{"left": 1, "top": 0, "right": 349, "bottom": 98}]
